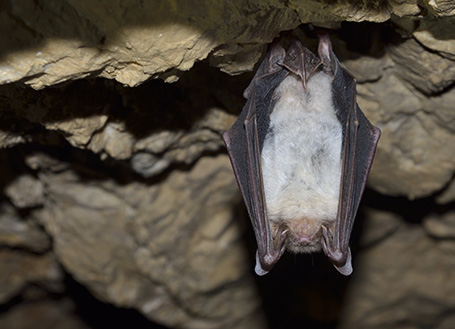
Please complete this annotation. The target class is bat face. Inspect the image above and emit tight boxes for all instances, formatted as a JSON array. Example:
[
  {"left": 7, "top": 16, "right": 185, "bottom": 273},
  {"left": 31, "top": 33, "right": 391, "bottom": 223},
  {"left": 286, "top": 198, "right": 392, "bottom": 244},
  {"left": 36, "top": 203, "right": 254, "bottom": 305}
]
[{"left": 223, "top": 33, "right": 380, "bottom": 276}]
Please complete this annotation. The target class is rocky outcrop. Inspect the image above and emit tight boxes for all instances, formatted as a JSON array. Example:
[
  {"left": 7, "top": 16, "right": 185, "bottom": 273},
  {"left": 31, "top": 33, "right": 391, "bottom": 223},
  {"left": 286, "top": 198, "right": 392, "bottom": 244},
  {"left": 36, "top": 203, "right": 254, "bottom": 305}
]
[{"left": 0, "top": 1, "right": 454, "bottom": 329}]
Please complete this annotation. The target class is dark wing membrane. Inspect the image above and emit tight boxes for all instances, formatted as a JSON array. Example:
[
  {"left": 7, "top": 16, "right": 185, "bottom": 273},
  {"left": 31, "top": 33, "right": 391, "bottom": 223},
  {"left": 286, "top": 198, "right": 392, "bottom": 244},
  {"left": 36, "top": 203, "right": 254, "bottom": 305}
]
[
  {"left": 331, "top": 58, "right": 381, "bottom": 259},
  {"left": 223, "top": 44, "right": 288, "bottom": 274}
]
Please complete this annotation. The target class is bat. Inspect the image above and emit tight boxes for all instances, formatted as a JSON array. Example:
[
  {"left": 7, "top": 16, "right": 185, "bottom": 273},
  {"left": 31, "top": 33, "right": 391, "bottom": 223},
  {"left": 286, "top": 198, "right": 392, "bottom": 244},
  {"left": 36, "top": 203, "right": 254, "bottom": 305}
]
[{"left": 223, "top": 31, "right": 380, "bottom": 276}]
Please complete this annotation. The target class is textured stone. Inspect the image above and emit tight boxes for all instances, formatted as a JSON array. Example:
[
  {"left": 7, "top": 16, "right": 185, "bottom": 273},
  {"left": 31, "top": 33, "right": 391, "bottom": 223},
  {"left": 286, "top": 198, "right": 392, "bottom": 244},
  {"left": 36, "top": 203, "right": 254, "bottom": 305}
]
[
  {"left": 4, "top": 174, "right": 44, "bottom": 208},
  {"left": 0, "top": 300, "right": 90, "bottom": 329},
  {"left": 414, "top": 19, "right": 455, "bottom": 58},
  {"left": 0, "top": 130, "right": 26, "bottom": 148},
  {"left": 424, "top": 0, "right": 455, "bottom": 16},
  {"left": 292, "top": 0, "right": 420, "bottom": 23},
  {"left": 25, "top": 152, "right": 71, "bottom": 172},
  {"left": 36, "top": 154, "right": 264, "bottom": 329},
  {"left": 367, "top": 108, "right": 455, "bottom": 198},
  {"left": 0, "top": 0, "right": 300, "bottom": 88},
  {"left": 0, "top": 1, "right": 450, "bottom": 90},
  {"left": 436, "top": 177, "right": 455, "bottom": 204},
  {"left": 45, "top": 114, "right": 109, "bottom": 148},
  {"left": 0, "top": 250, "right": 62, "bottom": 304},
  {"left": 358, "top": 207, "right": 403, "bottom": 248},
  {"left": 353, "top": 38, "right": 455, "bottom": 198},
  {"left": 424, "top": 211, "right": 455, "bottom": 239},
  {"left": 341, "top": 224, "right": 455, "bottom": 329},
  {"left": 1, "top": 2, "right": 455, "bottom": 329},
  {"left": 130, "top": 107, "right": 236, "bottom": 175},
  {"left": 419, "top": 86, "right": 455, "bottom": 133},
  {"left": 88, "top": 121, "right": 135, "bottom": 160},
  {"left": 389, "top": 37, "right": 455, "bottom": 94},
  {"left": 0, "top": 202, "right": 51, "bottom": 253}
]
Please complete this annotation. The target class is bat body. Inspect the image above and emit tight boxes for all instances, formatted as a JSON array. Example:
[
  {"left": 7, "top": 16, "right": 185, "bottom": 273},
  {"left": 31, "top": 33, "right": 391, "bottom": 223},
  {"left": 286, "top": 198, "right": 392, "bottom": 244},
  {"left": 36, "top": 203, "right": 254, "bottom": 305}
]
[
  {"left": 223, "top": 33, "right": 380, "bottom": 276},
  {"left": 261, "top": 71, "right": 342, "bottom": 254}
]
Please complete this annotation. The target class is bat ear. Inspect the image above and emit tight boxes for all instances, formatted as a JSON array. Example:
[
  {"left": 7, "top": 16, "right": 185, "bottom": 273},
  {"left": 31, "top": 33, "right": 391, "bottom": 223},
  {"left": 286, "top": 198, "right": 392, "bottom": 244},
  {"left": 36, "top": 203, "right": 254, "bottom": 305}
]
[
  {"left": 243, "top": 40, "right": 285, "bottom": 99},
  {"left": 317, "top": 32, "right": 338, "bottom": 76},
  {"left": 268, "top": 39, "right": 286, "bottom": 67},
  {"left": 255, "top": 251, "right": 270, "bottom": 276},
  {"left": 317, "top": 33, "right": 332, "bottom": 62},
  {"left": 332, "top": 248, "right": 353, "bottom": 276},
  {"left": 282, "top": 39, "right": 321, "bottom": 89}
]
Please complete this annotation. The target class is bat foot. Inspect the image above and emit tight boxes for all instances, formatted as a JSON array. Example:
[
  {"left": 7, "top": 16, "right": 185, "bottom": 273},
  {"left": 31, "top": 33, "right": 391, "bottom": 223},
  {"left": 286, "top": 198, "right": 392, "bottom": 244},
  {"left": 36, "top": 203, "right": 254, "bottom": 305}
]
[
  {"left": 321, "top": 226, "right": 353, "bottom": 276},
  {"left": 255, "top": 252, "right": 270, "bottom": 276},
  {"left": 333, "top": 249, "right": 352, "bottom": 276},
  {"left": 255, "top": 231, "right": 287, "bottom": 276},
  {"left": 255, "top": 251, "right": 280, "bottom": 276}
]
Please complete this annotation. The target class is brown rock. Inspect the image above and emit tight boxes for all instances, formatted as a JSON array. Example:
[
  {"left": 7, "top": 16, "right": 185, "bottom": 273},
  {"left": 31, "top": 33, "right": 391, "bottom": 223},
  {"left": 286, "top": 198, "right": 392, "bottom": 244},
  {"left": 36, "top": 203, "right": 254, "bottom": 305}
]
[
  {"left": 0, "top": 250, "right": 62, "bottom": 304},
  {"left": 0, "top": 300, "right": 90, "bottom": 329},
  {"left": 341, "top": 224, "right": 455, "bottom": 329},
  {"left": 0, "top": 3, "right": 455, "bottom": 329},
  {"left": 424, "top": 0, "right": 455, "bottom": 16},
  {"left": 0, "top": 202, "right": 50, "bottom": 253},
  {"left": 4, "top": 174, "right": 44, "bottom": 209},
  {"left": 36, "top": 155, "right": 265, "bottom": 329}
]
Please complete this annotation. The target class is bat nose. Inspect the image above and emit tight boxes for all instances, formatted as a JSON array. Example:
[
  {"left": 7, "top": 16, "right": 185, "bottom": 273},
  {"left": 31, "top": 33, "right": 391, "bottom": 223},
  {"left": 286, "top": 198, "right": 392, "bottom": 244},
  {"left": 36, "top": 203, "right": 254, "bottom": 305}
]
[{"left": 297, "top": 235, "right": 313, "bottom": 245}]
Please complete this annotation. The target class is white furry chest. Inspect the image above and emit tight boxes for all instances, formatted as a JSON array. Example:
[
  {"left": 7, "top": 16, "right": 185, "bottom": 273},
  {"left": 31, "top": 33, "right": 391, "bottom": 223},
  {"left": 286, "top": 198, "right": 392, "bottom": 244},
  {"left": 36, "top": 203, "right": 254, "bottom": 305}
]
[{"left": 261, "top": 72, "right": 342, "bottom": 229}]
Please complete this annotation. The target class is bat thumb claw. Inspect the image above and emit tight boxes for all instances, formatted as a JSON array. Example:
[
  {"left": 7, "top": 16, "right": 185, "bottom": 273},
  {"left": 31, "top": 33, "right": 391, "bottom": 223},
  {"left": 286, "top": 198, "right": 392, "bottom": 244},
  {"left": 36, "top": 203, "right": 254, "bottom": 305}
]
[{"left": 333, "top": 248, "right": 353, "bottom": 276}]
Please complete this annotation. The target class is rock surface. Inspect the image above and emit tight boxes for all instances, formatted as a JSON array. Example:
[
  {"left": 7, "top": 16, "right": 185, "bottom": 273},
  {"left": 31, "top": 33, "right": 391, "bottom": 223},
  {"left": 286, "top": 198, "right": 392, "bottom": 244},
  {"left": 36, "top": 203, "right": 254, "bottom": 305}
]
[
  {"left": 37, "top": 154, "right": 262, "bottom": 329},
  {"left": 0, "top": 300, "right": 91, "bottom": 329},
  {"left": 0, "top": 1, "right": 454, "bottom": 329},
  {"left": 342, "top": 223, "right": 455, "bottom": 329},
  {"left": 0, "top": 0, "right": 453, "bottom": 89}
]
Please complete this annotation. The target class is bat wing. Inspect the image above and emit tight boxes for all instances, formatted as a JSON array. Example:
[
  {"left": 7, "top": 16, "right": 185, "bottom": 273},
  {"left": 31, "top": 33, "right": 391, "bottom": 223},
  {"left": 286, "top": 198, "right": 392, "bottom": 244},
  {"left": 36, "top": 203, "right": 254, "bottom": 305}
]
[
  {"left": 319, "top": 34, "right": 381, "bottom": 275},
  {"left": 223, "top": 40, "right": 324, "bottom": 275},
  {"left": 223, "top": 42, "right": 289, "bottom": 275}
]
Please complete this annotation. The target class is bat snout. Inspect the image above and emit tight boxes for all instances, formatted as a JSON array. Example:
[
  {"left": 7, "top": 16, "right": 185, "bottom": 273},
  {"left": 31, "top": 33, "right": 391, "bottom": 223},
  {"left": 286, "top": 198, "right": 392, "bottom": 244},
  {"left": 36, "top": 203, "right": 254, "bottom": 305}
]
[
  {"left": 296, "top": 235, "right": 314, "bottom": 245},
  {"left": 278, "top": 218, "right": 325, "bottom": 253}
]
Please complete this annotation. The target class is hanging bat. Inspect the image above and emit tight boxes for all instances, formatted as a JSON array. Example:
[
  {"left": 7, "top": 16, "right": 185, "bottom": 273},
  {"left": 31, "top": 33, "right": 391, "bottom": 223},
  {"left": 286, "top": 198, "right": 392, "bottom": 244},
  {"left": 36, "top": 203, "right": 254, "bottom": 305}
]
[{"left": 223, "top": 32, "right": 380, "bottom": 276}]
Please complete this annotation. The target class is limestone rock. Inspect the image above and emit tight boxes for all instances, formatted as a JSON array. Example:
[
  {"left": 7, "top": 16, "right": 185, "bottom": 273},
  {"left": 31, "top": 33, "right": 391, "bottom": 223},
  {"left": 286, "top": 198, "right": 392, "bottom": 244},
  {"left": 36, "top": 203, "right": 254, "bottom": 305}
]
[
  {"left": 357, "top": 207, "right": 403, "bottom": 248},
  {"left": 367, "top": 107, "right": 455, "bottom": 198},
  {"left": 413, "top": 19, "right": 455, "bottom": 59},
  {"left": 1, "top": 2, "right": 455, "bottom": 329},
  {"left": 424, "top": 0, "right": 455, "bottom": 16},
  {"left": 0, "top": 0, "right": 300, "bottom": 88},
  {"left": 0, "top": 130, "right": 27, "bottom": 148},
  {"left": 0, "top": 202, "right": 51, "bottom": 253},
  {"left": 341, "top": 224, "right": 455, "bottom": 329},
  {"left": 389, "top": 37, "right": 455, "bottom": 94},
  {"left": 45, "top": 114, "right": 109, "bottom": 148},
  {"left": 0, "top": 1, "right": 451, "bottom": 90},
  {"left": 130, "top": 108, "right": 236, "bottom": 176},
  {"left": 424, "top": 211, "right": 455, "bottom": 239},
  {"left": 0, "top": 250, "right": 62, "bottom": 304},
  {"left": 0, "top": 300, "right": 90, "bottom": 329},
  {"left": 436, "top": 178, "right": 455, "bottom": 204},
  {"left": 4, "top": 174, "right": 44, "bottom": 209},
  {"left": 352, "top": 37, "right": 455, "bottom": 198},
  {"left": 36, "top": 154, "right": 264, "bottom": 329}
]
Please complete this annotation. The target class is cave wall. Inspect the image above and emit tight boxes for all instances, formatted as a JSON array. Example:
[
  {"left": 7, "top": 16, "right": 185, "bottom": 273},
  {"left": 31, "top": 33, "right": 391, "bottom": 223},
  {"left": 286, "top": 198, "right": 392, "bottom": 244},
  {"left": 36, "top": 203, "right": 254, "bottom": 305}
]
[{"left": 0, "top": 1, "right": 454, "bottom": 329}]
